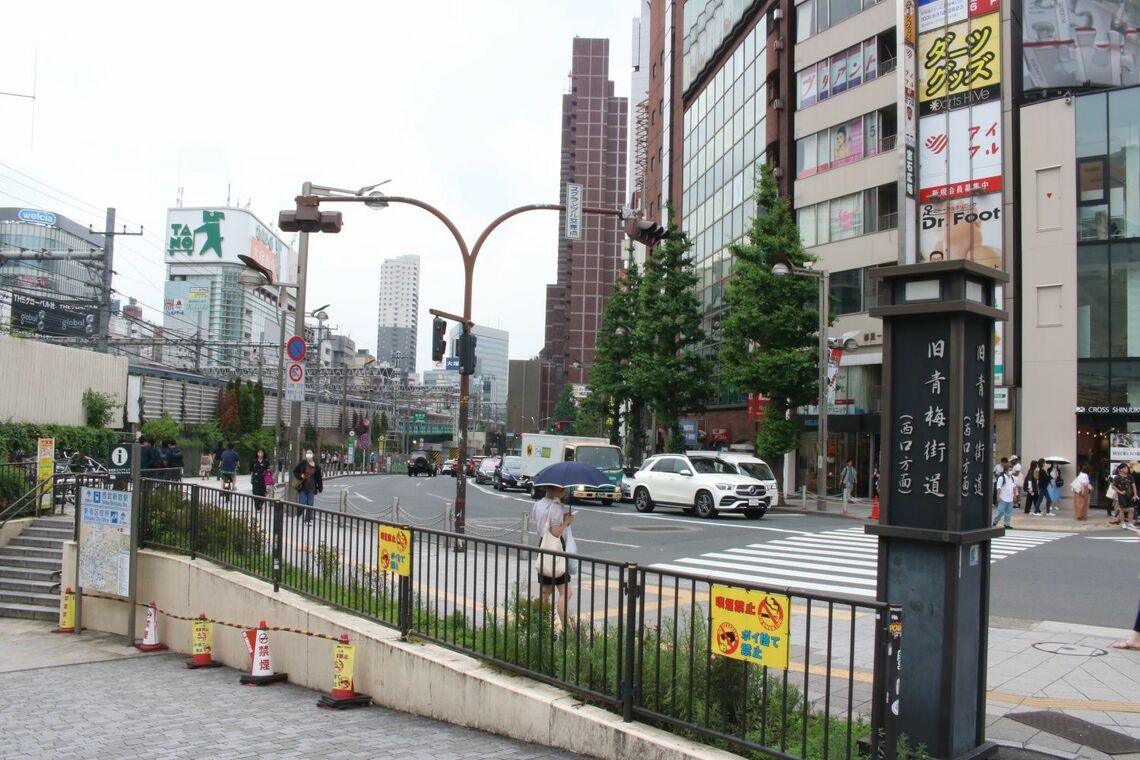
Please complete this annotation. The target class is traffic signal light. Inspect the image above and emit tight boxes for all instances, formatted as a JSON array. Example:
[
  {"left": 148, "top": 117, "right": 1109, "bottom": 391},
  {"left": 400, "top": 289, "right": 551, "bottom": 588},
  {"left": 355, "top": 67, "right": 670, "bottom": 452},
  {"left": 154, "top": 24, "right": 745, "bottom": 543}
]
[
  {"left": 431, "top": 317, "right": 446, "bottom": 362},
  {"left": 624, "top": 218, "right": 667, "bottom": 246},
  {"left": 457, "top": 331, "right": 477, "bottom": 375},
  {"left": 278, "top": 197, "right": 343, "bottom": 233}
]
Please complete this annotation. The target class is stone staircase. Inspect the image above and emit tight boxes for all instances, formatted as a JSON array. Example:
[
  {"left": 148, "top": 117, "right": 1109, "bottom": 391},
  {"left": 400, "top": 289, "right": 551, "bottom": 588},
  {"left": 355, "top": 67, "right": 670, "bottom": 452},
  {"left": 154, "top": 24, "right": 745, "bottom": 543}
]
[{"left": 0, "top": 516, "right": 71, "bottom": 621}]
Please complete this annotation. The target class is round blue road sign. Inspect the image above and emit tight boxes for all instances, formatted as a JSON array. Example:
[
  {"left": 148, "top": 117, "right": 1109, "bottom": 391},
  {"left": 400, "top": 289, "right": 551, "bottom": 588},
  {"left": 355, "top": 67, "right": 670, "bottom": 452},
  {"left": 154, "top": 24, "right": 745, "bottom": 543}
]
[{"left": 286, "top": 336, "right": 307, "bottom": 361}]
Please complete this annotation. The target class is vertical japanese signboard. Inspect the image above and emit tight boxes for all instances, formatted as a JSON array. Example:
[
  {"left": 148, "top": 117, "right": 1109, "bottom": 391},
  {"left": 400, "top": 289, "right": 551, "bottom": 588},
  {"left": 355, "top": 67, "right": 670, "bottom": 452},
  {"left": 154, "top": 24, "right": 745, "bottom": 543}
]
[
  {"left": 899, "top": 0, "right": 919, "bottom": 266},
  {"left": 565, "top": 183, "right": 583, "bottom": 241},
  {"left": 36, "top": 438, "right": 55, "bottom": 512},
  {"left": 906, "top": 0, "right": 1004, "bottom": 271}
]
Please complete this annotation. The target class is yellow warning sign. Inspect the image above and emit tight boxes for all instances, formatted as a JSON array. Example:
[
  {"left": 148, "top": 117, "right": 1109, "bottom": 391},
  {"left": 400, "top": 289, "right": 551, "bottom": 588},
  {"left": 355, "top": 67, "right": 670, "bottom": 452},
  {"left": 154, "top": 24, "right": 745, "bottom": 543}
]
[
  {"left": 191, "top": 618, "right": 213, "bottom": 657},
  {"left": 332, "top": 641, "right": 355, "bottom": 691},
  {"left": 709, "top": 584, "right": 791, "bottom": 669},
  {"left": 378, "top": 524, "right": 411, "bottom": 577}
]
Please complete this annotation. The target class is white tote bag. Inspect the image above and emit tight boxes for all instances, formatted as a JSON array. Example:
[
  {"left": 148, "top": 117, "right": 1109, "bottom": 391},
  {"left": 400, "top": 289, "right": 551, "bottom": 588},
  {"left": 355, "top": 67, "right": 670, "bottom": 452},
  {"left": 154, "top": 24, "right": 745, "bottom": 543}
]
[{"left": 534, "top": 507, "right": 566, "bottom": 578}]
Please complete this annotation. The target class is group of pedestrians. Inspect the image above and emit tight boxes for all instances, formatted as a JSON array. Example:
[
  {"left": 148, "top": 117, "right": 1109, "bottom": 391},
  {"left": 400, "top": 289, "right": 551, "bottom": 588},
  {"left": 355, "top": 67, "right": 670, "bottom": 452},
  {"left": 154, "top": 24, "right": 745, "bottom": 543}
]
[
  {"left": 139, "top": 435, "right": 183, "bottom": 480},
  {"left": 991, "top": 454, "right": 1068, "bottom": 527}
]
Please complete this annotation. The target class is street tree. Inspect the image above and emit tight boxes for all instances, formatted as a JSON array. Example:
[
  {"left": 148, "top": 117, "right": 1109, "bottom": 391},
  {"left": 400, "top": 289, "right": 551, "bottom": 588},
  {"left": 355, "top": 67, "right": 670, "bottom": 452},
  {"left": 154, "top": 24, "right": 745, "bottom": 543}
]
[
  {"left": 552, "top": 384, "right": 578, "bottom": 431},
  {"left": 720, "top": 163, "right": 825, "bottom": 460},
  {"left": 588, "top": 258, "right": 644, "bottom": 455},
  {"left": 628, "top": 221, "right": 713, "bottom": 452}
]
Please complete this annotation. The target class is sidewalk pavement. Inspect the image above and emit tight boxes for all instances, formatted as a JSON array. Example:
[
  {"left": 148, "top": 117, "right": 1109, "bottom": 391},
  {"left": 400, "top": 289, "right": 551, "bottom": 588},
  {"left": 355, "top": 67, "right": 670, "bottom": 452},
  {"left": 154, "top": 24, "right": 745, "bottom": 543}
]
[
  {"left": 779, "top": 493, "right": 1140, "bottom": 759},
  {"left": 0, "top": 617, "right": 582, "bottom": 760},
  {"left": 122, "top": 477, "right": 1139, "bottom": 758}
]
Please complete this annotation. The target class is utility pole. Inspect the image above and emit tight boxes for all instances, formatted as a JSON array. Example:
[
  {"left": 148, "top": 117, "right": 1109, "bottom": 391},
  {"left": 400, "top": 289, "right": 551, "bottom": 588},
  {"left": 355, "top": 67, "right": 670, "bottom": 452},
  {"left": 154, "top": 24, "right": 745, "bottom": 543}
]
[{"left": 93, "top": 208, "right": 142, "bottom": 354}]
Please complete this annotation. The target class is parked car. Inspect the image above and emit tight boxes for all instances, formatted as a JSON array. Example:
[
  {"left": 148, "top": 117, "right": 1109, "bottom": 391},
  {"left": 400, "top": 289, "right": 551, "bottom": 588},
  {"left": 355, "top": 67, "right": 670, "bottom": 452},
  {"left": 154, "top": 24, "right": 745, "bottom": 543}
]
[
  {"left": 475, "top": 456, "right": 499, "bottom": 485},
  {"left": 686, "top": 451, "right": 778, "bottom": 501},
  {"left": 493, "top": 455, "right": 524, "bottom": 491},
  {"left": 440, "top": 458, "right": 457, "bottom": 476},
  {"left": 624, "top": 453, "right": 771, "bottom": 519}
]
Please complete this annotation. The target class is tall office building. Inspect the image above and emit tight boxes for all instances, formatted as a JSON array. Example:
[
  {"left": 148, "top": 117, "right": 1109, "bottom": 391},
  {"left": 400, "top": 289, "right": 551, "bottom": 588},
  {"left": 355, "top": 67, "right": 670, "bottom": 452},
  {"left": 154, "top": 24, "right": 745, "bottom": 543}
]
[
  {"left": 449, "top": 324, "right": 508, "bottom": 420},
  {"left": 375, "top": 254, "right": 420, "bottom": 374},
  {"left": 540, "top": 37, "right": 629, "bottom": 420}
]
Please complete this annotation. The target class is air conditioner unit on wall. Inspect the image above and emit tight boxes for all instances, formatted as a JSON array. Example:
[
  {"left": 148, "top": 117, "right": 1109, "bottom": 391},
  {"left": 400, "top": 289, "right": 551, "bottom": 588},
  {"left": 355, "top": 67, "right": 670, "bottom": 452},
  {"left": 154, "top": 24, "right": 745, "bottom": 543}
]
[
  {"left": 771, "top": 98, "right": 785, "bottom": 110},
  {"left": 772, "top": 7, "right": 784, "bottom": 20},
  {"left": 775, "top": 37, "right": 784, "bottom": 50},
  {"left": 772, "top": 166, "right": 785, "bottom": 178}
]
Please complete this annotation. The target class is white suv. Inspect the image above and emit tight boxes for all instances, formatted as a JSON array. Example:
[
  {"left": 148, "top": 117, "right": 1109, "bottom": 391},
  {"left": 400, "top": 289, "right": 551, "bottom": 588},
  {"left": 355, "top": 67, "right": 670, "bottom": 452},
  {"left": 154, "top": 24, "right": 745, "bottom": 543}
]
[{"left": 626, "top": 453, "right": 771, "bottom": 519}]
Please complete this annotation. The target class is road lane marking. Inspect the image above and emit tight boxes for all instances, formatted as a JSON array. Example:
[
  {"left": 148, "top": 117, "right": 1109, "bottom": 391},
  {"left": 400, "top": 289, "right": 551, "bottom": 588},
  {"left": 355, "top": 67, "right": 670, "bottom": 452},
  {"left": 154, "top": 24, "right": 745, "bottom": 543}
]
[{"left": 352, "top": 492, "right": 374, "bottom": 503}]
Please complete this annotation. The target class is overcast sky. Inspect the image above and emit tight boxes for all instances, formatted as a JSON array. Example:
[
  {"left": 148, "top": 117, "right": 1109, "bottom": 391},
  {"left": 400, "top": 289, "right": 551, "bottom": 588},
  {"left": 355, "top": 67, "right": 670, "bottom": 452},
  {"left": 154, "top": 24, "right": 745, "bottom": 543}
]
[{"left": 0, "top": 0, "right": 640, "bottom": 373}]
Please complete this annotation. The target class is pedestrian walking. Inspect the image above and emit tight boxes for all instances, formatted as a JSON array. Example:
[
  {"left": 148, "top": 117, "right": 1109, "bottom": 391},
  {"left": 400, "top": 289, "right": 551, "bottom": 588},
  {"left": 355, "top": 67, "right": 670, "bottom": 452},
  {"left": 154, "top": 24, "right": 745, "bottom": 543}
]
[
  {"left": 163, "top": 439, "right": 184, "bottom": 481},
  {"left": 1071, "top": 464, "right": 1091, "bottom": 521},
  {"left": 841, "top": 459, "right": 858, "bottom": 502},
  {"left": 1022, "top": 458, "right": 1040, "bottom": 515},
  {"left": 1036, "top": 459, "right": 1054, "bottom": 515},
  {"left": 219, "top": 442, "right": 239, "bottom": 503},
  {"left": 212, "top": 441, "right": 224, "bottom": 480},
  {"left": 1112, "top": 597, "right": 1140, "bottom": 651},
  {"left": 531, "top": 485, "right": 575, "bottom": 631},
  {"left": 1046, "top": 461, "right": 1062, "bottom": 514},
  {"left": 1109, "top": 463, "right": 1136, "bottom": 526},
  {"left": 292, "top": 449, "right": 323, "bottom": 523},
  {"left": 992, "top": 461, "right": 1018, "bottom": 528},
  {"left": 250, "top": 447, "right": 273, "bottom": 507}
]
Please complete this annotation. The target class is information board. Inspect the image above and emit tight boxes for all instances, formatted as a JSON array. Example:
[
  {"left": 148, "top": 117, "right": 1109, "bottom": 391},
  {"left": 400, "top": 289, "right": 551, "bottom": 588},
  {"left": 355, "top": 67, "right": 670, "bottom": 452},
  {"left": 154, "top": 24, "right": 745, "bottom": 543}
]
[
  {"left": 709, "top": 584, "right": 790, "bottom": 669},
  {"left": 78, "top": 488, "right": 132, "bottom": 597}
]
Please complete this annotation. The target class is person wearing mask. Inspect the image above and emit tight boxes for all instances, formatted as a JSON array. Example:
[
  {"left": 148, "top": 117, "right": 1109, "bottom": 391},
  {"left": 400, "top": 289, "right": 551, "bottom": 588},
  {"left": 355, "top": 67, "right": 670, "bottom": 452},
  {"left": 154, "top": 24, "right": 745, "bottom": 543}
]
[
  {"left": 1110, "top": 463, "right": 1137, "bottom": 526},
  {"left": 292, "top": 449, "right": 323, "bottom": 523},
  {"left": 219, "top": 442, "right": 239, "bottom": 503},
  {"left": 1036, "top": 458, "right": 1055, "bottom": 516},
  {"left": 992, "top": 461, "right": 1018, "bottom": 529},
  {"left": 841, "top": 459, "right": 858, "bottom": 502},
  {"left": 1022, "top": 458, "right": 1039, "bottom": 515},
  {"left": 250, "top": 447, "right": 273, "bottom": 508},
  {"left": 531, "top": 485, "right": 575, "bottom": 630}
]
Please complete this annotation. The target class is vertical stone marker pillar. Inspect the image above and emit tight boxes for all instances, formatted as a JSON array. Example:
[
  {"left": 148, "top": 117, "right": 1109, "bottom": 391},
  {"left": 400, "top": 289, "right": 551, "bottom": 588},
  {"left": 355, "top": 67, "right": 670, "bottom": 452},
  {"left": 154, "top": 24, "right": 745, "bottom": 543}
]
[{"left": 868, "top": 260, "right": 1007, "bottom": 759}]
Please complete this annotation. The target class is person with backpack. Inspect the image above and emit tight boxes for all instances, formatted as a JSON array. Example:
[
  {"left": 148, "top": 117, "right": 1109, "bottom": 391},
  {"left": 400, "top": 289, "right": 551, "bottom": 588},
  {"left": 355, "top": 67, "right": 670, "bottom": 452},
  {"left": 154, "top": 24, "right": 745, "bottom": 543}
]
[
  {"left": 992, "top": 462, "right": 1019, "bottom": 528},
  {"left": 164, "top": 439, "right": 184, "bottom": 481}
]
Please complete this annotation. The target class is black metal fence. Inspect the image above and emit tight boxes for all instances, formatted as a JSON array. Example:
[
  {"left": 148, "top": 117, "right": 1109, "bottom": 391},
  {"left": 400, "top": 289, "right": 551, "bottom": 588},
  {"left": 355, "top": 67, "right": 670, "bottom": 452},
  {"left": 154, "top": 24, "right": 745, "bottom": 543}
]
[{"left": 137, "top": 481, "right": 900, "bottom": 759}]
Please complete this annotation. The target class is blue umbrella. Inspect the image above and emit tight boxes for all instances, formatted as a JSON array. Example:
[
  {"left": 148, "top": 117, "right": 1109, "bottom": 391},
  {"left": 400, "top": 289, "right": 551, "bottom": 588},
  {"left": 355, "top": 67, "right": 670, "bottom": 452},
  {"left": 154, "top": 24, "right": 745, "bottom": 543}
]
[{"left": 531, "top": 461, "right": 610, "bottom": 489}]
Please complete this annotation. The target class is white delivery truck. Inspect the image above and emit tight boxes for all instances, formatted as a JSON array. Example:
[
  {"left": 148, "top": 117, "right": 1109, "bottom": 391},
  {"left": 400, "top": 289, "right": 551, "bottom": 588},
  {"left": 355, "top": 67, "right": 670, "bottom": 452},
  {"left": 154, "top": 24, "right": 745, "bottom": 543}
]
[{"left": 520, "top": 433, "right": 623, "bottom": 503}]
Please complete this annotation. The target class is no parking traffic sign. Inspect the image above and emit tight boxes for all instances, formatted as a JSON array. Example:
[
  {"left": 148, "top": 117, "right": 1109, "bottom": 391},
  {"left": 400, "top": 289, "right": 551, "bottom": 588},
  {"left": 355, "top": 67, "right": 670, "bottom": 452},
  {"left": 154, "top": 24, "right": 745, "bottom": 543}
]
[{"left": 286, "top": 335, "right": 307, "bottom": 362}]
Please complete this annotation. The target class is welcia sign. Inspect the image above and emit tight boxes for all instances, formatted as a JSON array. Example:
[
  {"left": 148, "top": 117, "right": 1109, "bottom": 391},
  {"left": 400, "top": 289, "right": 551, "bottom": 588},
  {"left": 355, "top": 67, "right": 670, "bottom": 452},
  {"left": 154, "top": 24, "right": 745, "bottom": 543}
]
[{"left": 18, "top": 209, "right": 57, "bottom": 225}]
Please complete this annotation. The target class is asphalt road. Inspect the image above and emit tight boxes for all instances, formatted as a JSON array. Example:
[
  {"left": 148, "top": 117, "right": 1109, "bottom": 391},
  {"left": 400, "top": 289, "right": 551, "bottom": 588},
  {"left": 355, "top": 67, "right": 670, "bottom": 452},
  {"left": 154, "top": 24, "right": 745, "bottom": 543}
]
[{"left": 317, "top": 472, "right": 1139, "bottom": 631}]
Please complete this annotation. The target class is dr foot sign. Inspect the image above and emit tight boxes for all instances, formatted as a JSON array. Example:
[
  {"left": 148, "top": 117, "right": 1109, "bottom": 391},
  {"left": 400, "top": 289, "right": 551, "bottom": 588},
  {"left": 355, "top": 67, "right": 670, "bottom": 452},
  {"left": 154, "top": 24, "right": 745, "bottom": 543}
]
[
  {"left": 378, "top": 524, "right": 411, "bottom": 576},
  {"left": 709, "top": 584, "right": 791, "bottom": 669}
]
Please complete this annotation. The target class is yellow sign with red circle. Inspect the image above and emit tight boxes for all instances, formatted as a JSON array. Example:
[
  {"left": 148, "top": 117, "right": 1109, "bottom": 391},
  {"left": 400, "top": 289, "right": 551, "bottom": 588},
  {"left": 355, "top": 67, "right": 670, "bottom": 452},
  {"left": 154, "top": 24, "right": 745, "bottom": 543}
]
[
  {"left": 709, "top": 584, "right": 791, "bottom": 669},
  {"left": 378, "top": 524, "right": 412, "bottom": 577}
]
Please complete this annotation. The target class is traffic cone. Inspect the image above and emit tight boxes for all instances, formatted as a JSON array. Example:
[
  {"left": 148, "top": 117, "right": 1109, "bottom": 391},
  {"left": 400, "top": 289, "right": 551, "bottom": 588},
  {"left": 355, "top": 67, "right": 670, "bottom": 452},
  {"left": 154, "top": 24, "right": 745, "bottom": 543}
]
[
  {"left": 53, "top": 587, "right": 76, "bottom": 633},
  {"left": 136, "top": 601, "right": 167, "bottom": 652},
  {"left": 184, "top": 613, "right": 222, "bottom": 669},
  {"left": 317, "top": 634, "right": 371, "bottom": 709},
  {"left": 239, "top": 620, "right": 288, "bottom": 686},
  {"left": 869, "top": 494, "right": 880, "bottom": 520}
]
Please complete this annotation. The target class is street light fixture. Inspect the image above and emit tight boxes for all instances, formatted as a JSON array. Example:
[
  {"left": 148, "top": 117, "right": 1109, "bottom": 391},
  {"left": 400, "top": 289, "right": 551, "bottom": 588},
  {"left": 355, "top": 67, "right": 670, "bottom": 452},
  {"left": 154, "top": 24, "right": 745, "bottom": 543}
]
[{"left": 770, "top": 256, "right": 830, "bottom": 512}]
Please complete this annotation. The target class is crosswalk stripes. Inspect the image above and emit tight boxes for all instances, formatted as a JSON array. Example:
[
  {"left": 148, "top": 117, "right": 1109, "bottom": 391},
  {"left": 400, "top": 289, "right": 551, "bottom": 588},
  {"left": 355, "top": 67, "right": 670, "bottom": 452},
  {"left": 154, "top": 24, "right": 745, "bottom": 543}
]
[{"left": 650, "top": 526, "right": 1075, "bottom": 598}]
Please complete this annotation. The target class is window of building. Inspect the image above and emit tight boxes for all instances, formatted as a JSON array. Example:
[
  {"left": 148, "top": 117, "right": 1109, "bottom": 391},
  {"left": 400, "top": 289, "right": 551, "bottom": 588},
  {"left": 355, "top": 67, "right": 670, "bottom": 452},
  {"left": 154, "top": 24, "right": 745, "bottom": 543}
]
[{"left": 831, "top": 268, "right": 863, "bottom": 314}]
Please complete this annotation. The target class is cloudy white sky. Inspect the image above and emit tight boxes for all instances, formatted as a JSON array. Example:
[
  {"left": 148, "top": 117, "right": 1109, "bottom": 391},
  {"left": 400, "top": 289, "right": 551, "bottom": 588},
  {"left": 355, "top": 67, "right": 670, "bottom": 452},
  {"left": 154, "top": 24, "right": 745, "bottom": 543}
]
[{"left": 0, "top": 0, "right": 640, "bottom": 373}]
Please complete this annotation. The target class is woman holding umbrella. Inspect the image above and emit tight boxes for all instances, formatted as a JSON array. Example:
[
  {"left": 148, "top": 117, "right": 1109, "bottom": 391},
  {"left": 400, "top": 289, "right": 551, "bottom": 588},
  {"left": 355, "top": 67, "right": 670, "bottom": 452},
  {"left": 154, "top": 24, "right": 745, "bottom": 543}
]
[{"left": 531, "top": 485, "right": 575, "bottom": 629}]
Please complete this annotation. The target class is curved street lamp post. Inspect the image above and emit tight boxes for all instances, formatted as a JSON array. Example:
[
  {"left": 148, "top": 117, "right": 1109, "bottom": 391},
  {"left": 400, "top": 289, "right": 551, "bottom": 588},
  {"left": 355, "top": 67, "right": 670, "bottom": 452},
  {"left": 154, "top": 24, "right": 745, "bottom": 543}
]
[{"left": 282, "top": 191, "right": 623, "bottom": 545}]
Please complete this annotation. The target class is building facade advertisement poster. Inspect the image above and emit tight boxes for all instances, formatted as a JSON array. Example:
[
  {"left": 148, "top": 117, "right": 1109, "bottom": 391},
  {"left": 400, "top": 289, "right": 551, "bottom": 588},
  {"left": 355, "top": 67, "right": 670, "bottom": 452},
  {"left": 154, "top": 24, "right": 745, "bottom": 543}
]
[
  {"left": 165, "top": 207, "right": 292, "bottom": 277},
  {"left": 917, "top": 100, "right": 1003, "bottom": 202},
  {"left": 919, "top": 193, "right": 1003, "bottom": 268},
  {"left": 830, "top": 119, "right": 864, "bottom": 170},
  {"left": 1024, "top": 0, "right": 1140, "bottom": 91},
  {"left": 917, "top": 9, "right": 1002, "bottom": 116},
  {"left": 10, "top": 292, "right": 99, "bottom": 338}
]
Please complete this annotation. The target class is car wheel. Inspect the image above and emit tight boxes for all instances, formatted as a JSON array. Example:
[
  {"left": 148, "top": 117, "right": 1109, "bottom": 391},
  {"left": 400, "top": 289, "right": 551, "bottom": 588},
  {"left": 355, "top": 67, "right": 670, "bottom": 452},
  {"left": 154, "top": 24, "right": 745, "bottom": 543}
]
[
  {"left": 634, "top": 487, "right": 655, "bottom": 513},
  {"left": 694, "top": 491, "right": 718, "bottom": 519},
  {"left": 744, "top": 509, "right": 765, "bottom": 520}
]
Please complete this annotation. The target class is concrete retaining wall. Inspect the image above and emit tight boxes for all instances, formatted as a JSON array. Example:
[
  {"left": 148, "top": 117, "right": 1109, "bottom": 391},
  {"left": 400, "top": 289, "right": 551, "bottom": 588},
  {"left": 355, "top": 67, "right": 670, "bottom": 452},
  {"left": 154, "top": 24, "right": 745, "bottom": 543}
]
[
  {"left": 59, "top": 544, "right": 740, "bottom": 760},
  {"left": 0, "top": 334, "right": 127, "bottom": 426}
]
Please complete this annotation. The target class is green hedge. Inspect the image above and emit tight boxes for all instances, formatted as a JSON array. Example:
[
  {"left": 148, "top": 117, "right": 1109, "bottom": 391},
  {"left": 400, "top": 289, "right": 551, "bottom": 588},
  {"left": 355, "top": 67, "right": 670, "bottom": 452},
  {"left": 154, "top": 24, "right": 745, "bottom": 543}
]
[{"left": 0, "top": 422, "right": 117, "bottom": 461}]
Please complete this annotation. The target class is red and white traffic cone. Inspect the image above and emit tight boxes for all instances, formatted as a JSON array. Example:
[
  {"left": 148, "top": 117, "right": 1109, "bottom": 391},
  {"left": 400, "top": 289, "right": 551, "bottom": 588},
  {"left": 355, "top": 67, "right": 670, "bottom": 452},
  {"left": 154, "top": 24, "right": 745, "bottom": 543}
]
[
  {"left": 53, "top": 587, "right": 76, "bottom": 634},
  {"left": 184, "top": 613, "right": 222, "bottom": 669},
  {"left": 136, "top": 601, "right": 167, "bottom": 652},
  {"left": 239, "top": 620, "right": 288, "bottom": 686},
  {"left": 317, "top": 634, "right": 371, "bottom": 709},
  {"left": 869, "top": 494, "right": 881, "bottom": 520}
]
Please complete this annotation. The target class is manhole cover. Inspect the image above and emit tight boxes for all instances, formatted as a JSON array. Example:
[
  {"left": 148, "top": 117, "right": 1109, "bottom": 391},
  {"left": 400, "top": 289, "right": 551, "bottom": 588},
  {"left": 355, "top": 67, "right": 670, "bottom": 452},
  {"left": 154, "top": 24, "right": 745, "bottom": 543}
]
[
  {"left": 1007, "top": 711, "right": 1140, "bottom": 754},
  {"left": 613, "top": 525, "right": 700, "bottom": 533},
  {"left": 1031, "top": 642, "right": 1107, "bottom": 657}
]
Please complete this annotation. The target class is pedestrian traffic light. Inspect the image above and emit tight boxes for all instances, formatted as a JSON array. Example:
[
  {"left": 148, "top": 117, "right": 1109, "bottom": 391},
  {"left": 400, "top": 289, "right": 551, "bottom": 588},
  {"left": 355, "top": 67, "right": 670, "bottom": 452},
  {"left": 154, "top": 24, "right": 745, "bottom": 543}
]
[
  {"left": 278, "top": 197, "right": 343, "bottom": 233},
  {"left": 431, "top": 317, "right": 446, "bottom": 362},
  {"left": 624, "top": 218, "right": 667, "bottom": 246},
  {"left": 457, "top": 331, "right": 477, "bottom": 375}
]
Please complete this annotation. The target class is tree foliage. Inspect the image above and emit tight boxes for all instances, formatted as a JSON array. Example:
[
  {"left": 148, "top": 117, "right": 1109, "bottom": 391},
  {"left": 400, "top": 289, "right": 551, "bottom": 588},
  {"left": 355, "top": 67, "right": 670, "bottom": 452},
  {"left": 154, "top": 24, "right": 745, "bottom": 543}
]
[
  {"left": 720, "top": 164, "right": 827, "bottom": 460},
  {"left": 81, "top": 389, "right": 120, "bottom": 428},
  {"left": 552, "top": 384, "right": 578, "bottom": 430},
  {"left": 627, "top": 222, "right": 713, "bottom": 452},
  {"left": 219, "top": 381, "right": 242, "bottom": 439},
  {"left": 142, "top": 414, "right": 180, "bottom": 443},
  {"left": 588, "top": 259, "right": 643, "bottom": 451}
]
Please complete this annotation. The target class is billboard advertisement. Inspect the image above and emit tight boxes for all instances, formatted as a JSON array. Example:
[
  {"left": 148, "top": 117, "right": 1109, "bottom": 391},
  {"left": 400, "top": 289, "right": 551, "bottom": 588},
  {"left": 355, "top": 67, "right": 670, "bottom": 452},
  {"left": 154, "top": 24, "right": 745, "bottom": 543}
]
[
  {"left": 906, "top": 0, "right": 1004, "bottom": 269},
  {"left": 165, "top": 207, "right": 293, "bottom": 278},
  {"left": 1024, "top": 0, "right": 1140, "bottom": 90},
  {"left": 9, "top": 292, "right": 99, "bottom": 338},
  {"left": 164, "top": 281, "right": 210, "bottom": 316}
]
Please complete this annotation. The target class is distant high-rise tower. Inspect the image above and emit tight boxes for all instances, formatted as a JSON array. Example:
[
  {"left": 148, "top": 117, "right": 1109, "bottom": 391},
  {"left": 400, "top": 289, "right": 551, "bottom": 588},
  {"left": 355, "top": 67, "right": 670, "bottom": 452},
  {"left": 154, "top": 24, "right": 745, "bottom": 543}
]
[
  {"left": 541, "top": 37, "right": 629, "bottom": 420},
  {"left": 375, "top": 254, "right": 420, "bottom": 373}
]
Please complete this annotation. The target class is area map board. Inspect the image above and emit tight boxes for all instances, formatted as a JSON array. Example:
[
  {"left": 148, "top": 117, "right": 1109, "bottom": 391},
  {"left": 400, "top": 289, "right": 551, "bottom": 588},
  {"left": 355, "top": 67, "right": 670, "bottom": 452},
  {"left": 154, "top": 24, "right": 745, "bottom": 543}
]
[{"left": 78, "top": 488, "right": 132, "bottom": 597}]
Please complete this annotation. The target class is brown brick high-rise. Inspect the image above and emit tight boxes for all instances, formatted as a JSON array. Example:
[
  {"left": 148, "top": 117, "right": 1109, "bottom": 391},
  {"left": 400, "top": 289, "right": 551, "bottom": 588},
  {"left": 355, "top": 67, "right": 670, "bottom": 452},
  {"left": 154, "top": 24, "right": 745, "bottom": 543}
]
[{"left": 541, "top": 37, "right": 628, "bottom": 422}]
